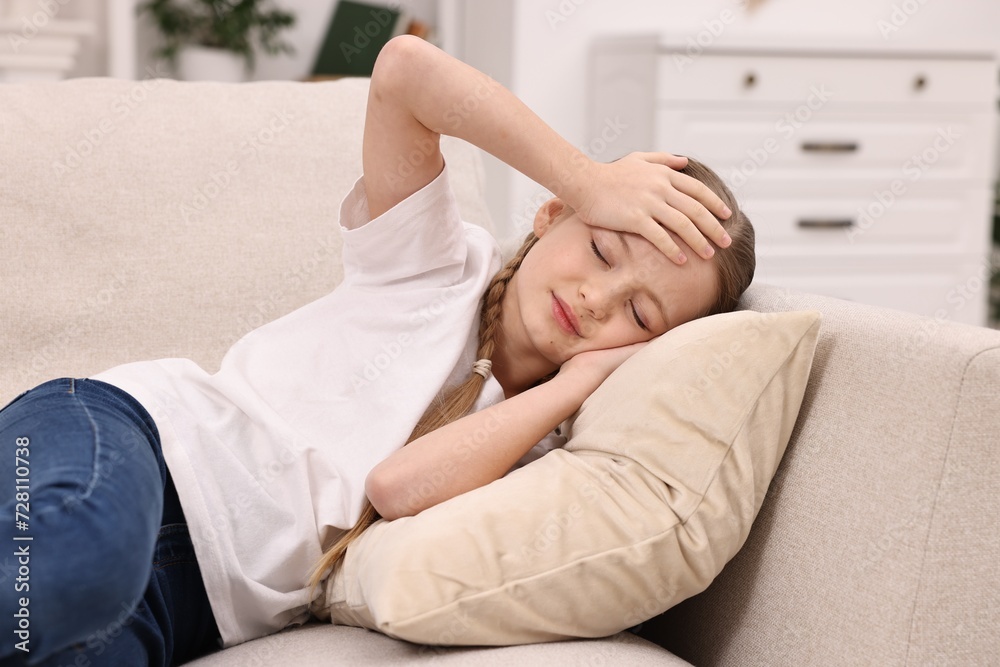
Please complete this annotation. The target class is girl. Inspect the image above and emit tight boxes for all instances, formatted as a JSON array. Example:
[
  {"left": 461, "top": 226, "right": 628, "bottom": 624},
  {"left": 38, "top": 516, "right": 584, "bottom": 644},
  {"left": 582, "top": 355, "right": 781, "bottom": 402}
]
[{"left": 0, "top": 36, "right": 753, "bottom": 666}]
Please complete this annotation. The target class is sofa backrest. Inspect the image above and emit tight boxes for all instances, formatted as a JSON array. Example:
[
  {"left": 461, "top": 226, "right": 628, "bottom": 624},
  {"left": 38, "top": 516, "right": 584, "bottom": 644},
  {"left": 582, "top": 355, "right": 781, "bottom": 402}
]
[
  {"left": 647, "top": 284, "right": 1000, "bottom": 665},
  {"left": 0, "top": 77, "right": 492, "bottom": 405}
]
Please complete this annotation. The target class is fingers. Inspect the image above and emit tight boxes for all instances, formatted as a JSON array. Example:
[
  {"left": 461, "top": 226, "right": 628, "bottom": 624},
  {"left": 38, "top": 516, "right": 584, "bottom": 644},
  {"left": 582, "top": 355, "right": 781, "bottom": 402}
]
[
  {"left": 671, "top": 170, "right": 733, "bottom": 226},
  {"left": 640, "top": 154, "right": 732, "bottom": 225},
  {"left": 597, "top": 152, "right": 735, "bottom": 264},
  {"left": 637, "top": 220, "right": 688, "bottom": 265},
  {"left": 663, "top": 173, "right": 733, "bottom": 251},
  {"left": 651, "top": 199, "right": 719, "bottom": 261},
  {"left": 634, "top": 183, "right": 721, "bottom": 263},
  {"left": 640, "top": 151, "right": 688, "bottom": 170}
]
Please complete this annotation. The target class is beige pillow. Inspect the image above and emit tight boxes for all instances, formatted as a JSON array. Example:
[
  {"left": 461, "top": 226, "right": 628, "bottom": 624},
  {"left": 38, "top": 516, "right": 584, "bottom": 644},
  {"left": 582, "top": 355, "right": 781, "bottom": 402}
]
[{"left": 315, "top": 309, "right": 822, "bottom": 645}]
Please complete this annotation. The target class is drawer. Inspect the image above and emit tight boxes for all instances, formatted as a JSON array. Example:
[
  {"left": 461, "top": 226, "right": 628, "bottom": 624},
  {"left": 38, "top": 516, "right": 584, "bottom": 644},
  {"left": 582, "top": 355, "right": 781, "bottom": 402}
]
[
  {"left": 740, "top": 187, "right": 992, "bottom": 258},
  {"left": 656, "top": 53, "right": 996, "bottom": 108},
  {"left": 755, "top": 257, "right": 991, "bottom": 326},
  {"left": 656, "top": 109, "right": 994, "bottom": 185}
]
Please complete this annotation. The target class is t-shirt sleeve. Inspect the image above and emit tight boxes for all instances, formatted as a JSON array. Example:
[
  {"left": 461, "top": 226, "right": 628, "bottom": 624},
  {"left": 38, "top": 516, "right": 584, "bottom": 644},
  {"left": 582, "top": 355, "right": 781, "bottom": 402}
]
[{"left": 338, "top": 162, "right": 474, "bottom": 288}]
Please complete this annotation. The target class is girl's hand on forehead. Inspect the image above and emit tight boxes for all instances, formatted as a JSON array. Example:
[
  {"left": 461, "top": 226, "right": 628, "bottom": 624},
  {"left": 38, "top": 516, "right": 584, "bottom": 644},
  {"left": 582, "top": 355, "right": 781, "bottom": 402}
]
[{"left": 573, "top": 152, "right": 732, "bottom": 265}]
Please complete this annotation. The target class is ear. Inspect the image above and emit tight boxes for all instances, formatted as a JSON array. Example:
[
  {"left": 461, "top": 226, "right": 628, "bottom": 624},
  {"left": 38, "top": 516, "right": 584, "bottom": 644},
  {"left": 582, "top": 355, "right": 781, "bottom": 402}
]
[{"left": 532, "top": 198, "right": 567, "bottom": 238}]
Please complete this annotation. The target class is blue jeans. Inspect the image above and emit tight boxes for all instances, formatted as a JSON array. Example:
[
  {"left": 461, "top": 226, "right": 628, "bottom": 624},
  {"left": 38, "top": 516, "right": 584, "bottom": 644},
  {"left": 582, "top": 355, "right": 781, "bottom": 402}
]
[{"left": 0, "top": 378, "right": 222, "bottom": 666}]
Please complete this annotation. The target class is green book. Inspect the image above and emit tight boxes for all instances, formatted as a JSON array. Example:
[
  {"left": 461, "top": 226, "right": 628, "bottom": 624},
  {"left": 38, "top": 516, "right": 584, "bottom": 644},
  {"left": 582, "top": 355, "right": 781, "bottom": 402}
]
[{"left": 312, "top": 1, "right": 407, "bottom": 77}]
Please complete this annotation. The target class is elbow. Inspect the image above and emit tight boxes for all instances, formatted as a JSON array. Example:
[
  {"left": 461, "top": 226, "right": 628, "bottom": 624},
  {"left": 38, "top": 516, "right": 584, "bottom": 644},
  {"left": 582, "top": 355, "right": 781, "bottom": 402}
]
[
  {"left": 365, "top": 464, "right": 406, "bottom": 521},
  {"left": 371, "top": 35, "right": 430, "bottom": 95}
]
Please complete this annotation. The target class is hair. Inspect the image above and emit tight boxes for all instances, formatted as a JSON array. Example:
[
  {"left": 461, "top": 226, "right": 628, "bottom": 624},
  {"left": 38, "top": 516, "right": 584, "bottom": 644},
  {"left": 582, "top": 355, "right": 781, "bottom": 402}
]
[
  {"left": 305, "top": 155, "right": 754, "bottom": 612},
  {"left": 680, "top": 157, "right": 756, "bottom": 317}
]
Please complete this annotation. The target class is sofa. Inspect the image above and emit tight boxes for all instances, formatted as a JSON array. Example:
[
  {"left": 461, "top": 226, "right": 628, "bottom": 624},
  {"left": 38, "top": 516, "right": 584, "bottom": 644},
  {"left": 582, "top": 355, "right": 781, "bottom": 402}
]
[{"left": 2, "top": 76, "right": 997, "bottom": 666}]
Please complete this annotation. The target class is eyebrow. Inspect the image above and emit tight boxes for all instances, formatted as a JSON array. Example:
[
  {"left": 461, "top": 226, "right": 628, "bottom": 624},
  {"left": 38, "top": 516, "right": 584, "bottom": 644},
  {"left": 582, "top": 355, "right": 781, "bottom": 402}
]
[
  {"left": 614, "top": 230, "right": 633, "bottom": 258},
  {"left": 614, "top": 230, "right": 669, "bottom": 328}
]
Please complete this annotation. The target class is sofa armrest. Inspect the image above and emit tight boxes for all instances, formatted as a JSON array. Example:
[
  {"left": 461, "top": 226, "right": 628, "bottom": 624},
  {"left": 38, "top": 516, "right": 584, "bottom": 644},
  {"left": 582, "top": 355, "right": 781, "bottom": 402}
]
[{"left": 642, "top": 284, "right": 1000, "bottom": 664}]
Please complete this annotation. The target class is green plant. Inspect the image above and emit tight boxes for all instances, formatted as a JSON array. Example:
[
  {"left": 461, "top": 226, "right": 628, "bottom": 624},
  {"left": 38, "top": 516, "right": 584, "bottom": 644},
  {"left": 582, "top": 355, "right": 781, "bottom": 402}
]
[{"left": 137, "top": 0, "right": 296, "bottom": 75}]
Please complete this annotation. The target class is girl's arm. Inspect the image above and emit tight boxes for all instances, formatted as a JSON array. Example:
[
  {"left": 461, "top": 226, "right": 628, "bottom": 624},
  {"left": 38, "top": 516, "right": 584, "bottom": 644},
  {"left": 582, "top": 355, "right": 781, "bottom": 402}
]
[
  {"left": 357, "top": 35, "right": 731, "bottom": 263},
  {"left": 362, "top": 37, "right": 727, "bottom": 519},
  {"left": 367, "top": 342, "right": 644, "bottom": 520}
]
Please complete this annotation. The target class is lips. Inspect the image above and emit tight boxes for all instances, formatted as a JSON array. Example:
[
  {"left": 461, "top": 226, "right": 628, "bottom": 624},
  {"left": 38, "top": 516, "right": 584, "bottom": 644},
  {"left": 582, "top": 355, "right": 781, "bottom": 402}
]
[{"left": 551, "top": 293, "right": 581, "bottom": 337}]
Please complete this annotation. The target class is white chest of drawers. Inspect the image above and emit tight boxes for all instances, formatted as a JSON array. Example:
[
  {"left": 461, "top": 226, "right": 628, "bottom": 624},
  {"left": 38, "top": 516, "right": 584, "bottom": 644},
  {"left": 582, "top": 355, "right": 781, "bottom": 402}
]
[{"left": 589, "top": 36, "right": 998, "bottom": 326}]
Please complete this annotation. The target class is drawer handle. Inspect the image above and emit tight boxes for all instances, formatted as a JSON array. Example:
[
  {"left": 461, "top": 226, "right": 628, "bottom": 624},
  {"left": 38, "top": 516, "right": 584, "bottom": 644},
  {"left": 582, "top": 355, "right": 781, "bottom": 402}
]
[
  {"left": 914, "top": 74, "right": 927, "bottom": 91},
  {"left": 797, "top": 218, "right": 855, "bottom": 229},
  {"left": 801, "top": 141, "right": 859, "bottom": 153},
  {"left": 743, "top": 71, "right": 757, "bottom": 88}
]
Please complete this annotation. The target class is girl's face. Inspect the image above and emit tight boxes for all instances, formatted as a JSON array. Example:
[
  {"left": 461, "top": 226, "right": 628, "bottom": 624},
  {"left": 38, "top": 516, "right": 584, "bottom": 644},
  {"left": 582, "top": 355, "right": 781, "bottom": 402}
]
[{"left": 505, "top": 199, "right": 720, "bottom": 369}]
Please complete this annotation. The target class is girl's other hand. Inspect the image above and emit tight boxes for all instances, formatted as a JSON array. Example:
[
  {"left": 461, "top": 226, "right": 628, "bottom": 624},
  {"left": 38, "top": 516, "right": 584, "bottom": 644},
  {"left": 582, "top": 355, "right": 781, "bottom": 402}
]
[
  {"left": 573, "top": 152, "right": 733, "bottom": 265},
  {"left": 556, "top": 340, "right": 650, "bottom": 398}
]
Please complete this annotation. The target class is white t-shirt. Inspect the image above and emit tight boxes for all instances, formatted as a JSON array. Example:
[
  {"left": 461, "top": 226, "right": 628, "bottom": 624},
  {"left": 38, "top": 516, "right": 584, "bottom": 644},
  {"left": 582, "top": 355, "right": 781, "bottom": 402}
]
[{"left": 91, "top": 164, "right": 564, "bottom": 648}]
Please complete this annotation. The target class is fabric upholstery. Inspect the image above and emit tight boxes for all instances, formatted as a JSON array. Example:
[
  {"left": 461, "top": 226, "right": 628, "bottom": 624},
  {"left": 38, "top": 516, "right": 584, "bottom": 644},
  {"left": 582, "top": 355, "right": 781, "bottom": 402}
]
[
  {"left": 0, "top": 76, "right": 490, "bottom": 406},
  {"left": 183, "top": 623, "right": 692, "bottom": 666},
  {"left": 645, "top": 285, "right": 1000, "bottom": 665}
]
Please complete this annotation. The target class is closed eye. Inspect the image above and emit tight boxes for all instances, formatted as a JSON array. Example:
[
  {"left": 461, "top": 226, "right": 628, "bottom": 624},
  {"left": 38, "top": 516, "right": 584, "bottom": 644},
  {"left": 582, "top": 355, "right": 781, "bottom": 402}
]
[
  {"left": 631, "top": 302, "right": 649, "bottom": 331},
  {"left": 590, "top": 240, "right": 609, "bottom": 266},
  {"left": 593, "top": 239, "right": 649, "bottom": 331}
]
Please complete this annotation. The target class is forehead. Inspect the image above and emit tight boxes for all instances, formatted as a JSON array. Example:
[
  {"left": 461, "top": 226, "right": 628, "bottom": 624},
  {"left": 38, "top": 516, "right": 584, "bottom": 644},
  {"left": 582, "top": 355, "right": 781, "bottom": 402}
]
[{"left": 592, "top": 225, "right": 719, "bottom": 322}]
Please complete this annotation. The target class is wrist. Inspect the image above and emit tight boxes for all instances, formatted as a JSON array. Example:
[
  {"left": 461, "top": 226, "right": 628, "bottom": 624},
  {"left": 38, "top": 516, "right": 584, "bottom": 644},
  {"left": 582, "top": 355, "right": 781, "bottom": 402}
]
[
  {"left": 553, "top": 149, "right": 599, "bottom": 213},
  {"left": 550, "top": 365, "right": 598, "bottom": 411}
]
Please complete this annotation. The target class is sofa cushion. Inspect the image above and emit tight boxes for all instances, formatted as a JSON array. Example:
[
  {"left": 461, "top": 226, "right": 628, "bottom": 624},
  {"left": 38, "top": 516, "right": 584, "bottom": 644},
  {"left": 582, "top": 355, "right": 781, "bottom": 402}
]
[
  {"left": 184, "top": 622, "right": 693, "bottom": 666},
  {"left": 316, "top": 309, "right": 821, "bottom": 645}
]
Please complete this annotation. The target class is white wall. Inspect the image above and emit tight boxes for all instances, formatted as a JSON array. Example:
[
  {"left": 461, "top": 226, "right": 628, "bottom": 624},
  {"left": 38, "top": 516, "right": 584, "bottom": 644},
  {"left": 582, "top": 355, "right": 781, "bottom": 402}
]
[{"left": 456, "top": 0, "right": 1000, "bottom": 243}]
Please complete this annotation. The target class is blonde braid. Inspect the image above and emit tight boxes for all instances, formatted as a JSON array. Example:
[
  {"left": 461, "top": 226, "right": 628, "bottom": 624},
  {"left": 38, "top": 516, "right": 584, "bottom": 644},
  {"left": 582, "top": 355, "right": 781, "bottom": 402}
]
[{"left": 306, "top": 231, "right": 540, "bottom": 610}]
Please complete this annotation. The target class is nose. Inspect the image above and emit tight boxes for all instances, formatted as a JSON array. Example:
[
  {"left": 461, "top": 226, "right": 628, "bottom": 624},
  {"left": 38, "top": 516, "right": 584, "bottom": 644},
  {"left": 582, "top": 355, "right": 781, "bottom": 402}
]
[{"left": 580, "top": 278, "right": 621, "bottom": 321}]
